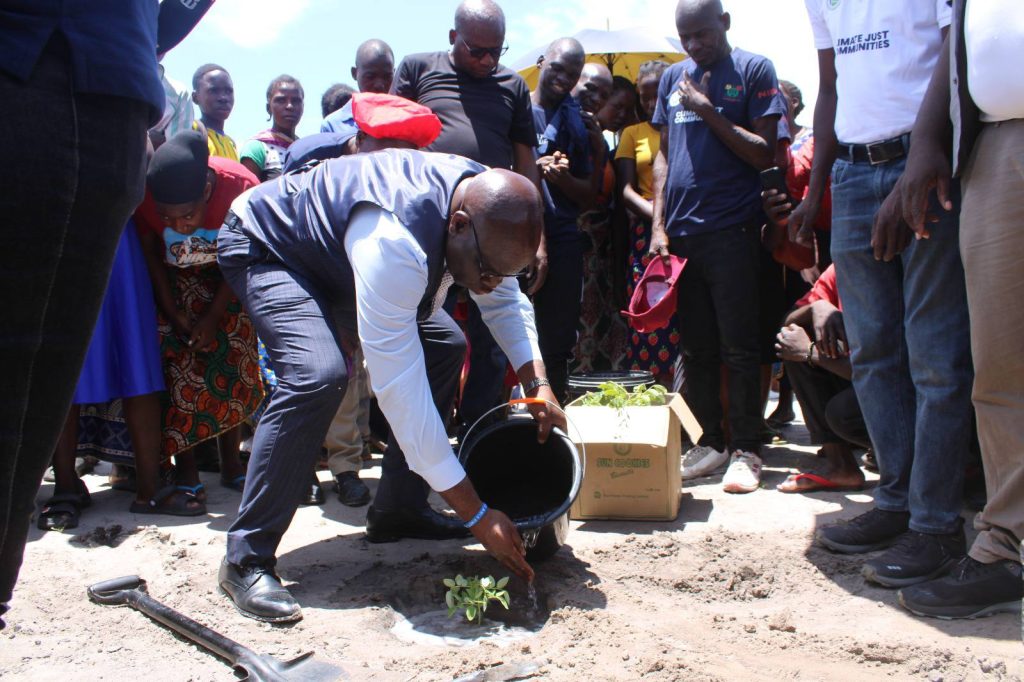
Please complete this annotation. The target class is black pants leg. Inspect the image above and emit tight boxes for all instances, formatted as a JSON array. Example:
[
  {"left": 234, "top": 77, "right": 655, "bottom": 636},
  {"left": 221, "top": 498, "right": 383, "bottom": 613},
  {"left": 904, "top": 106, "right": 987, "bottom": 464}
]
[
  {"left": 0, "top": 41, "right": 148, "bottom": 610},
  {"left": 670, "top": 225, "right": 762, "bottom": 453},
  {"left": 532, "top": 239, "right": 584, "bottom": 403},
  {"left": 784, "top": 359, "right": 853, "bottom": 444},
  {"left": 825, "top": 386, "right": 871, "bottom": 450},
  {"left": 372, "top": 311, "right": 467, "bottom": 512}
]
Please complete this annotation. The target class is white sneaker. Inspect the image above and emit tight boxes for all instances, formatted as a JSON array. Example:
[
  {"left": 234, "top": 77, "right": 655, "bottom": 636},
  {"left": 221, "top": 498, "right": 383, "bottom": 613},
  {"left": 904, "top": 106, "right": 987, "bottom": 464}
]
[
  {"left": 681, "top": 445, "right": 729, "bottom": 480},
  {"left": 722, "top": 450, "right": 763, "bottom": 494}
]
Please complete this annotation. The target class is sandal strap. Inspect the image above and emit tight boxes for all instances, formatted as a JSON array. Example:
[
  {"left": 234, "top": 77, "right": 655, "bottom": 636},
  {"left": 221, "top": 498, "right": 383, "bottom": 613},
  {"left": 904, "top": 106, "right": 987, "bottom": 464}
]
[
  {"left": 43, "top": 493, "right": 87, "bottom": 508},
  {"left": 149, "top": 484, "right": 189, "bottom": 506},
  {"left": 175, "top": 483, "right": 205, "bottom": 495}
]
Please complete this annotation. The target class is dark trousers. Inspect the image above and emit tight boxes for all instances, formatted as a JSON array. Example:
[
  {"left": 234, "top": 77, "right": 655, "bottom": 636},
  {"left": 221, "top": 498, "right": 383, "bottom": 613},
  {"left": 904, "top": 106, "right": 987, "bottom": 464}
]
[
  {"left": 532, "top": 238, "right": 584, "bottom": 403},
  {"left": 784, "top": 360, "right": 870, "bottom": 449},
  {"left": 0, "top": 39, "right": 148, "bottom": 609},
  {"left": 446, "top": 294, "right": 507, "bottom": 427},
  {"left": 219, "top": 226, "right": 466, "bottom": 565},
  {"left": 670, "top": 224, "right": 762, "bottom": 453}
]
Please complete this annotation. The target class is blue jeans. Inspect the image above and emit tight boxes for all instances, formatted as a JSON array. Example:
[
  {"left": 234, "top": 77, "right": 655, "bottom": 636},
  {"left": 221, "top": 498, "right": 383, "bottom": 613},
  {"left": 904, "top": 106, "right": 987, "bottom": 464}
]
[{"left": 829, "top": 157, "right": 973, "bottom": 534}]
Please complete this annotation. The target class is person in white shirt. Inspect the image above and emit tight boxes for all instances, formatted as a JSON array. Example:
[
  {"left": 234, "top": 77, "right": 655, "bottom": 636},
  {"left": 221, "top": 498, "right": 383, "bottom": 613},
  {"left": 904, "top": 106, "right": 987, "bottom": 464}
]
[
  {"left": 216, "top": 147, "right": 557, "bottom": 623},
  {"left": 791, "top": 0, "right": 973, "bottom": 589},
  {"left": 873, "top": 0, "right": 1024, "bottom": 620}
]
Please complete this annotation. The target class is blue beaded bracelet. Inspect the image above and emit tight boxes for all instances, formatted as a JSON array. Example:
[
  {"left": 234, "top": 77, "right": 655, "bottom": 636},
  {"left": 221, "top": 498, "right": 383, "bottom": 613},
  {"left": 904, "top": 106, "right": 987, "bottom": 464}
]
[{"left": 464, "top": 502, "right": 489, "bottom": 529}]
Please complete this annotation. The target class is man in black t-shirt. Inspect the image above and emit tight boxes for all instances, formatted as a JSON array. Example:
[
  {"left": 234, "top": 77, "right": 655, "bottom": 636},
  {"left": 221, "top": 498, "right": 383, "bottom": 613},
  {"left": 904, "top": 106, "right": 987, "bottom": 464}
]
[{"left": 392, "top": 0, "right": 544, "bottom": 437}]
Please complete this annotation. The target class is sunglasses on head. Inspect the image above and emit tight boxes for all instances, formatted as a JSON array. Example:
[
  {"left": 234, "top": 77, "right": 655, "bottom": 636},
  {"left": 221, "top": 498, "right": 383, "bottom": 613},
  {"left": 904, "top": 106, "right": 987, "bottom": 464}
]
[
  {"left": 466, "top": 215, "right": 530, "bottom": 280},
  {"left": 461, "top": 38, "right": 509, "bottom": 62}
]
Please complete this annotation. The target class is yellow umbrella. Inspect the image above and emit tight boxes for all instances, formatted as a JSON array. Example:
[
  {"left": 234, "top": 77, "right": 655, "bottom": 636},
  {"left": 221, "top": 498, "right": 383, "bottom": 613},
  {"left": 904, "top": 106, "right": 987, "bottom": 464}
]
[{"left": 509, "top": 26, "right": 686, "bottom": 90}]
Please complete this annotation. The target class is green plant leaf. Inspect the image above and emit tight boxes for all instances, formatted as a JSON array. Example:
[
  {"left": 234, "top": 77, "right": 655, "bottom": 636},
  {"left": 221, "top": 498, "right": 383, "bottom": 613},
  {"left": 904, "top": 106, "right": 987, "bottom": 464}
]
[
  {"left": 496, "top": 593, "right": 509, "bottom": 609},
  {"left": 496, "top": 576, "right": 509, "bottom": 589},
  {"left": 456, "top": 575, "right": 468, "bottom": 587},
  {"left": 445, "top": 591, "right": 455, "bottom": 609},
  {"left": 465, "top": 605, "right": 477, "bottom": 622},
  {"left": 442, "top": 578, "right": 456, "bottom": 588}
]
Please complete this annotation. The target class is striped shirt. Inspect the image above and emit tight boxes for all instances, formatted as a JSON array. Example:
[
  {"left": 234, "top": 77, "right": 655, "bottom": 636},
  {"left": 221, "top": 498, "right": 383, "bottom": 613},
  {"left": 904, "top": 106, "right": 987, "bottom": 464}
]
[{"left": 194, "top": 121, "right": 238, "bottom": 161}]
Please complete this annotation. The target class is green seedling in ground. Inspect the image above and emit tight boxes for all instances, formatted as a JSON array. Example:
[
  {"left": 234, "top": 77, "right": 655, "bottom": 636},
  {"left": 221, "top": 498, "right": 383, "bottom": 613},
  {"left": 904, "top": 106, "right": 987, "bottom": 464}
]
[
  {"left": 579, "top": 381, "right": 668, "bottom": 407},
  {"left": 443, "top": 575, "right": 510, "bottom": 624}
]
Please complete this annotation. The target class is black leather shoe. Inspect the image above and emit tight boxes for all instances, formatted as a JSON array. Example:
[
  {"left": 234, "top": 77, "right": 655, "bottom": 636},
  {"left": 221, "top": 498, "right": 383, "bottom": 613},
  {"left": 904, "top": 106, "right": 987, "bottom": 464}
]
[
  {"left": 299, "top": 477, "right": 325, "bottom": 506},
  {"left": 218, "top": 559, "right": 302, "bottom": 623},
  {"left": 334, "top": 472, "right": 371, "bottom": 507},
  {"left": 365, "top": 505, "right": 470, "bottom": 543}
]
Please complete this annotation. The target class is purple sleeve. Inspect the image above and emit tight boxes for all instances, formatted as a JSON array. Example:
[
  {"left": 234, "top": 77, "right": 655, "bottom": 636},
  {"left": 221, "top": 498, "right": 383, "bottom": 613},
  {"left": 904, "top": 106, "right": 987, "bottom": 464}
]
[{"left": 746, "top": 57, "right": 786, "bottom": 123}]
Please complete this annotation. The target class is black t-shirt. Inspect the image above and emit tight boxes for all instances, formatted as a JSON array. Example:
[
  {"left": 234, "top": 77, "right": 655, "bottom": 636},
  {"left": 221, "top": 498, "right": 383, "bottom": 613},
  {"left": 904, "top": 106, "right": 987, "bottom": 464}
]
[{"left": 392, "top": 51, "right": 537, "bottom": 169}]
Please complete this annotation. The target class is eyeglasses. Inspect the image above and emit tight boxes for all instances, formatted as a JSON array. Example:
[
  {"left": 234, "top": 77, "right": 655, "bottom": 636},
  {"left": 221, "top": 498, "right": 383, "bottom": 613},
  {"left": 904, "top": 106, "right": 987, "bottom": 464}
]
[
  {"left": 461, "top": 38, "right": 509, "bottom": 62},
  {"left": 467, "top": 216, "right": 530, "bottom": 280}
]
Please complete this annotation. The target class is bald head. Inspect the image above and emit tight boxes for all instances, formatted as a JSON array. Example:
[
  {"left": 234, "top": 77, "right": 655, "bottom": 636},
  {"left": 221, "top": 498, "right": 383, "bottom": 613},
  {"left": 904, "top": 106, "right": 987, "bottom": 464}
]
[
  {"left": 465, "top": 169, "right": 543, "bottom": 252},
  {"left": 676, "top": 0, "right": 724, "bottom": 23},
  {"left": 675, "top": 0, "right": 730, "bottom": 68},
  {"left": 545, "top": 37, "right": 584, "bottom": 63},
  {"left": 352, "top": 39, "right": 394, "bottom": 93},
  {"left": 536, "top": 38, "right": 586, "bottom": 107},
  {"left": 454, "top": 0, "right": 505, "bottom": 34},
  {"left": 447, "top": 169, "right": 542, "bottom": 293},
  {"left": 572, "top": 62, "right": 613, "bottom": 114},
  {"left": 450, "top": 0, "right": 507, "bottom": 77},
  {"left": 355, "top": 39, "right": 393, "bottom": 67}
]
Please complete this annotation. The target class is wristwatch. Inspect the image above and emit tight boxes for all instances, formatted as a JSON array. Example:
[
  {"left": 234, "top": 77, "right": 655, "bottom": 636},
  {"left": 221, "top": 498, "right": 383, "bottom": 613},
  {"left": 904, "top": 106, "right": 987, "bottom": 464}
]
[{"left": 522, "top": 377, "right": 551, "bottom": 395}]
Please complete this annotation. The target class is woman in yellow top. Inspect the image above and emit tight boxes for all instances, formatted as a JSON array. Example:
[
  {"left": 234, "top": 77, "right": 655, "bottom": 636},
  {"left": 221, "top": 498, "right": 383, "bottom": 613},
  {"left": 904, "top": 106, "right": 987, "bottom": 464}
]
[
  {"left": 191, "top": 63, "right": 238, "bottom": 160},
  {"left": 614, "top": 60, "right": 679, "bottom": 386}
]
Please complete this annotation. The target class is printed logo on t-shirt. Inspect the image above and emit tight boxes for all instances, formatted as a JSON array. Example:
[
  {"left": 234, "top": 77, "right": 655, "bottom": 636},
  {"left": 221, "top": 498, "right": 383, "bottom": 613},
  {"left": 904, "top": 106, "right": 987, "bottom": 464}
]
[
  {"left": 827, "top": 0, "right": 841, "bottom": 9},
  {"left": 669, "top": 91, "right": 682, "bottom": 108},
  {"left": 723, "top": 83, "right": 743, "bottom": 101},
  {"left": 674, "top": 106, "right": 723, "bottom": 124},
  {"left": 163, "top": 227, "right": 220, "bottom": 267},
  {"left": 835, "top": 30, "right": 891, "bottom": 55}
]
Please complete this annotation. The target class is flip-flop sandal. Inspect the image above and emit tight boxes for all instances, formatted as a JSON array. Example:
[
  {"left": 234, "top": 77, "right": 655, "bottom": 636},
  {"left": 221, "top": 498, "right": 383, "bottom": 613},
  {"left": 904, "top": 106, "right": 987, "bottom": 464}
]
[
  {"left": 130, "top": 484, "right": 207, "bottom": 517},
  {"left": 37, "top": 494, "right": 85, "bottom": 531},
  {"left": 220, "top": 475, "right": 246, "bottom": 492},
  {"left": 777, "top": 472, "right": 864, "bottom": 494},
  {"left": 176, "top": 482, "right": 207, "bottom": 503}
]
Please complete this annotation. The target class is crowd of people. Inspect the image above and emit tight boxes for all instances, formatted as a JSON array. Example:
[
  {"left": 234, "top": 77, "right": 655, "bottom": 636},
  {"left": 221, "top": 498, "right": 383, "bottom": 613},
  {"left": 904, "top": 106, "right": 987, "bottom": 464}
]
[{"left": 1, "top": 0, "right": 1020, "bottom": 631}]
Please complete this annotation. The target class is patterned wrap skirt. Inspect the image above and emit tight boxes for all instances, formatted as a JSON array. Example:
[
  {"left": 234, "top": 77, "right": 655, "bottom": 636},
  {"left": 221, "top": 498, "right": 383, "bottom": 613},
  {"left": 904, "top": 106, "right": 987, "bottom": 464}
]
[{"left": 158, "top": 263, "right": 263, "bottom": 457}]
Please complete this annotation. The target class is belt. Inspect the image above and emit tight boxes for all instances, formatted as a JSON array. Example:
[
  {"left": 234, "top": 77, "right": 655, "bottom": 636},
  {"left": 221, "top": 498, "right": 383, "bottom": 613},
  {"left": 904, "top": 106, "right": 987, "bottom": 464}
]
[{"left": 836, "top": 134, "right": 910, "bottom": 165}]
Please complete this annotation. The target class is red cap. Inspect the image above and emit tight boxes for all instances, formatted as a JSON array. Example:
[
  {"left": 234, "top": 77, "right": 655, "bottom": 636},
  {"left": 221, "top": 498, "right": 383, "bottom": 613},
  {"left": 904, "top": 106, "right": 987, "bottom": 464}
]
[
  {"left": 351, "top": 92, "right": 442, "bottom": 148},
  {"left": 621, "top": 255, "right": 687, "bottom": 333}
]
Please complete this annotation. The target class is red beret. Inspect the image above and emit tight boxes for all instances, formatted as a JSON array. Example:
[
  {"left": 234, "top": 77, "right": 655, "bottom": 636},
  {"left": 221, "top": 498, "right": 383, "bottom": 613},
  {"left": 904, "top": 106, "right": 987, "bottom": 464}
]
[{"left": 351, "top": 92, "right": 442, "bottom": 148}]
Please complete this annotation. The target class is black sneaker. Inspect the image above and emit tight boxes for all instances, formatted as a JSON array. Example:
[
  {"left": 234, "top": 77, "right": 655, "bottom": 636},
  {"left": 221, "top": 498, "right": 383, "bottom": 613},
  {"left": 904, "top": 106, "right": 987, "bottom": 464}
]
[
  {"left": 862, "top": 522, "right": 966, "bottom": 588},
  {"left": 816, "top": 508, "right": 910, "bottom": 553},
  {"left": 334, "top": 471, "right": 371, "bottom": 507},
  {"left": 899, "top": 556, "right": 1022, "bottom": 619}
]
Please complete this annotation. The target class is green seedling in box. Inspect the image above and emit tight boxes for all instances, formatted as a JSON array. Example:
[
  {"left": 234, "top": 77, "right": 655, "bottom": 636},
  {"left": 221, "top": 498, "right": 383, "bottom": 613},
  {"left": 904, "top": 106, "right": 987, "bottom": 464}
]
[
  {"left": 443, "top": 574, "right": 510, "bottom": 624},
  {"left": 579, "top": 381, "right": 668, "bottom": 408}
]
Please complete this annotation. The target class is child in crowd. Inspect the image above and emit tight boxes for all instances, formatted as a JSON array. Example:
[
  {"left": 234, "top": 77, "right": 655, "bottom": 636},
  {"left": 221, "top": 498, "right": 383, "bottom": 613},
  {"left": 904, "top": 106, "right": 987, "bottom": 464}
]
[
  {"left": 135, "top": 131, "right": 264, "bottom": 499},
  {"left": 240, "top": 75, "right": 304, "bottom": 182},
  {"left": 192, "top": 63, "right": 238, "bottom": 160}
]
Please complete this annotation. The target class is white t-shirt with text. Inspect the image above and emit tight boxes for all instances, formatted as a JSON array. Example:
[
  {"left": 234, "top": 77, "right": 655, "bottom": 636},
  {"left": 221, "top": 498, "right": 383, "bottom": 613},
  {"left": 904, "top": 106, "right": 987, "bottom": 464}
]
[{"left": 806, "top": 0, "right": 951, "bottom": 143}]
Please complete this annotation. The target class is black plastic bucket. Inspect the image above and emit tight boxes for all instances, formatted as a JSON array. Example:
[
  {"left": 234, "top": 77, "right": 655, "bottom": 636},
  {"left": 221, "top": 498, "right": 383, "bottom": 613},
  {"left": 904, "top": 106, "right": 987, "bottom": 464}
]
[
  {"left": 566, "top": 370, "right": 655, "bottom": 402},
  {"left": 458, "top": 404, "right": 582, "bottom": 561}
]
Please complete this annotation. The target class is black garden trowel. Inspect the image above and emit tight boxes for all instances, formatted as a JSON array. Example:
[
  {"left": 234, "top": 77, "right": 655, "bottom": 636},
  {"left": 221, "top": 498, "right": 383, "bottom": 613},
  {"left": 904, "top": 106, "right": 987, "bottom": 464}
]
[{"left": 88, "top": 576, "right": 346, "bottom": 682}]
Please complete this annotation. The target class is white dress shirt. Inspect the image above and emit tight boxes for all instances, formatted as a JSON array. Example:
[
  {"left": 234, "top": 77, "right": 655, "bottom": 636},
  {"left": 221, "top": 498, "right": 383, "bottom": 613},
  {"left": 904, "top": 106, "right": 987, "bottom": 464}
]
[{"left": 344, "top": 202, "right": 542, "bottom": 493}]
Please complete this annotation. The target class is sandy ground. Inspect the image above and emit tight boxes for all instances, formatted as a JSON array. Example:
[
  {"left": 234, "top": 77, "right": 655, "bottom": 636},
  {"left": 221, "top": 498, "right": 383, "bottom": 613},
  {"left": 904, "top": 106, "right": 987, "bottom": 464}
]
[{"left": 2, "top": 406, "right": 1020, "bottom": 682}]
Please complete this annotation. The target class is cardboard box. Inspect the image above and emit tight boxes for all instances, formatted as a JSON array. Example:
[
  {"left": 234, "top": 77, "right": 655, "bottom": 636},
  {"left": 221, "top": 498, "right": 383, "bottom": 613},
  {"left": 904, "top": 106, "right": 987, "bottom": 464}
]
[{"left": 567, "top": 393, "right": 702, "bottom": 521}]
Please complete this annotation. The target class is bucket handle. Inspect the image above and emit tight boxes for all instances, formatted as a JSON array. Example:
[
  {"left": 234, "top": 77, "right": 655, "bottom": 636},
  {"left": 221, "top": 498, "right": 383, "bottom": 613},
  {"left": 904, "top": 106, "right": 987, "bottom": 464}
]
[{"left": 458, "top": 397, "right": 585, "bottom": 473}]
